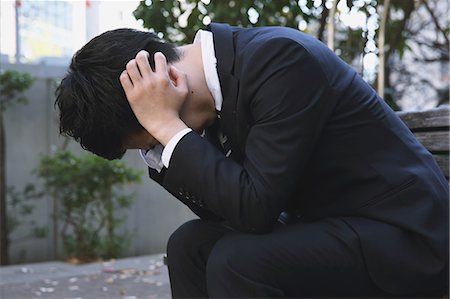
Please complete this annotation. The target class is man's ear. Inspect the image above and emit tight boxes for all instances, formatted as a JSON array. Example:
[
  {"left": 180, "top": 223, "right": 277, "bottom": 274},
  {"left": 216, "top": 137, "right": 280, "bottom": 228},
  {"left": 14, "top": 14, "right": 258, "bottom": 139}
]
[{"left": 167, "top": 65, "right": 177, "bottom": 85}]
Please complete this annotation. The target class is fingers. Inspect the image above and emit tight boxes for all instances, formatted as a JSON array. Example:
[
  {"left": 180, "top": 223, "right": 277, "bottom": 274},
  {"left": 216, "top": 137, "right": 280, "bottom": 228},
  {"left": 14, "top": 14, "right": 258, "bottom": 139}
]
[
  {"left": 135, "top": 50, "right": 153, "bottom": 80},
  {"left": 154, "top": 52, "right": 169, "bottom": 78},
  {"left": 125, "top": 50, "right": 152, "bottom": 84},
  {"left": 120, "top": 51, "right": 173, "bottom": 93},
  {"left": 119, "top": 70, "right": 133, "bottom": 92},
  {"left": 125, "top": 59, "right": 142, "bottom": 83}
]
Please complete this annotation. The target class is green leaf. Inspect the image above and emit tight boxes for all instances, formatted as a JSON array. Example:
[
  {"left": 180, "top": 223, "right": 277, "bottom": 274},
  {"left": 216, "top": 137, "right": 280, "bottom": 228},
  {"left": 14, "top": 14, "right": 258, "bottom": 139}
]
[
  {"left": 35, "top": 149, "right": 142, "bottom": 259},
  {"left": 0, "top": 70, "right": 34, "bottom": 111}
]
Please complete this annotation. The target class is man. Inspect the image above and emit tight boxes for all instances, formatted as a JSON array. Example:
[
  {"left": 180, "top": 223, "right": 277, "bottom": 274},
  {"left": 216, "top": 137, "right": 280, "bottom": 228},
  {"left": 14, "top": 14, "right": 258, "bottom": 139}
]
[{"left": 56, "top": 23, "right": 449, "bottom": 298}]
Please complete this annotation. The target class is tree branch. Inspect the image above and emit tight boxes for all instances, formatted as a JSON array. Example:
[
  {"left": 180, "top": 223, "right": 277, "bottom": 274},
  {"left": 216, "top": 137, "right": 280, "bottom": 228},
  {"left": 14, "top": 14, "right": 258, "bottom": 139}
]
[
  {"left": 386, "top": 1, "right": 415, "bottom": 59},
  {"left": 317, "top": 2, "right": 329, "bottom": 42},
  {"left": 378, "top": 0, "right": 390, "bottom": 98},
  {"left": 421, "top": 0, "right": 450, "bottom": 47}
]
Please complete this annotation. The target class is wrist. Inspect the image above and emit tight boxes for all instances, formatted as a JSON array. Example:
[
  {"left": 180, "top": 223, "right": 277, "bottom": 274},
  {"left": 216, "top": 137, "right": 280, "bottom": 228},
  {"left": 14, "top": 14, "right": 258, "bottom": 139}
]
[{"left": 145, "top": 117, "right": 188, "bottom": 146}]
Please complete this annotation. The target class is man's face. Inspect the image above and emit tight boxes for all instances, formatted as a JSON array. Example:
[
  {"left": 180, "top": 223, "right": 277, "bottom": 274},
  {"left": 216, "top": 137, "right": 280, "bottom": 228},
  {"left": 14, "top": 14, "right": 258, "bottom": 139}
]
[
  {"left": 122, "top": 115, "right": 205, "bottom": 151},
  {"left": 123, "top": 130, "right": 158, "bottom": 151}
]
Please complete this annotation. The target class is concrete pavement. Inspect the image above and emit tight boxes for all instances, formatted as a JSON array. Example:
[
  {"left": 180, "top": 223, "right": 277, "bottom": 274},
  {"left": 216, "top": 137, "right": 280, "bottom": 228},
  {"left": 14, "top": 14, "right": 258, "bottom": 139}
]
[{"left": 0, "top": 254, "right": 171, "bottom": 299}]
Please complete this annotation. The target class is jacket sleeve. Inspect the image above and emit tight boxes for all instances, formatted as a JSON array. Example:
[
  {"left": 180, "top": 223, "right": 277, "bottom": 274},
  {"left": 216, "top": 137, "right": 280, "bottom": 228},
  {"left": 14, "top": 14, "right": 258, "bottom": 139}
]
[
  {"left": 162, "top": 38, "right": 341, "bottom": 233},
  {"left": 148, "top": 166, "right": 166, "bottom": 185},
  {"left": 148, "top": 167, "right": 224, "bottom": 221}
]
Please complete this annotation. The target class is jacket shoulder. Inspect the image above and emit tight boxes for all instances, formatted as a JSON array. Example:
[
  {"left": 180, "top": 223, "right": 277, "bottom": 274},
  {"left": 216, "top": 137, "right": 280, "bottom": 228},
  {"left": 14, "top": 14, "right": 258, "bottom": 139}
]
[{"left": 231, "top": 26, "right": 355, "bottom": 94}]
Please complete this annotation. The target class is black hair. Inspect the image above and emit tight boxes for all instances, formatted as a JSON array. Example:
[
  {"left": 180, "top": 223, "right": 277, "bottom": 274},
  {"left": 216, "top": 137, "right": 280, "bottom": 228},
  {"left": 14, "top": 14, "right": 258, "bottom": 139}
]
[{"left": 55, "top": 28, "right": 180, "bottom": 160}]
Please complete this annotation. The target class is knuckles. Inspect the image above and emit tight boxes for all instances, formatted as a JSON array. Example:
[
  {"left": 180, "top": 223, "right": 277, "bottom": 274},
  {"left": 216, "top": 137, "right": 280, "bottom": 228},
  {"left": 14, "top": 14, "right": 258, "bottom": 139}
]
[
  {"left": 142, "top": 78, "right": 157, "bottom": 90},
  {"left": 154, "top": 76, "right": 169, "bottom": 87}
]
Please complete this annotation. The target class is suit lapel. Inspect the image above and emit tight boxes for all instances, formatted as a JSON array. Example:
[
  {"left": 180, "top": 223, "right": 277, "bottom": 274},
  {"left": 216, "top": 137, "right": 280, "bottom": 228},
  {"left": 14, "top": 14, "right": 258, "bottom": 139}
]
[{"left": 208, "top": 23, "right": 243, "bottom": 161}]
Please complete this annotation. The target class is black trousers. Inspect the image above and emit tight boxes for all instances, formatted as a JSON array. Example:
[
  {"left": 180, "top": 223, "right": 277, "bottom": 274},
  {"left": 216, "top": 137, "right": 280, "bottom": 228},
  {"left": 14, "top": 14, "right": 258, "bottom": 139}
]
[{"left": 166, "top": 218, "right": 396, "bottom": 298}]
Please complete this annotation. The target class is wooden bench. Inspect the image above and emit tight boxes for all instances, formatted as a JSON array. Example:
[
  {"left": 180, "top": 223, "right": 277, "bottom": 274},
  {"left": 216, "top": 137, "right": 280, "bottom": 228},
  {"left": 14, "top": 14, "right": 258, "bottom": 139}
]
[
  {"left": 397, "top": 107, "right": 449, "bottom": 299},
  {"left": 397, "top": 106, "right": 449, "bottom": 180}
]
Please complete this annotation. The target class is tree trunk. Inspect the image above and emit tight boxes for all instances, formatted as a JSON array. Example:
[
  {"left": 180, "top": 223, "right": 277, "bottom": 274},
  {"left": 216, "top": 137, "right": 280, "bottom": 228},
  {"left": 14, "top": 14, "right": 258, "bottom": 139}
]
[
  {"left": 317, "top": 2, "right": 329, "bottom": 42},
  {"left": 378, "top": 0, "right": 391, "bottom": 98},
  {"left": 327, "top": 0, "right": 338, "bottom": 50},
  {"left": 381, "top": 0, "right": 414, "bottom": 110},
  {"left": 0, "top": 110, "right": 9, "bottom": 265}
]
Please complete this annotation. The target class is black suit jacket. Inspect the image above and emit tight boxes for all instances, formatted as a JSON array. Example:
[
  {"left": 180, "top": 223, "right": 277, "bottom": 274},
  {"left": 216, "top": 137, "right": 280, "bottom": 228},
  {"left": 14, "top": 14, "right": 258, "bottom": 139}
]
[{"left": 149, "top": 23, "right": 449, "bottom": 294}]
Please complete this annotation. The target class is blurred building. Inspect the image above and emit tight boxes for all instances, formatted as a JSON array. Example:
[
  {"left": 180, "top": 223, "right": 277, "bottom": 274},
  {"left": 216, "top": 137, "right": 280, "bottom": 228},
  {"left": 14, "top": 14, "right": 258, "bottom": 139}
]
[{"left": 0, "top": 0, "right": 143, "bottom": 64}]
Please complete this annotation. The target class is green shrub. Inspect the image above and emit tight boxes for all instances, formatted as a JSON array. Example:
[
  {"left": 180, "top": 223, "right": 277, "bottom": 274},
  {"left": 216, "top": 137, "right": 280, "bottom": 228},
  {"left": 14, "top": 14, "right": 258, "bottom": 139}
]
[
  {"left": 7, "top": 184, "right": 46, "bottom": 262},
  {"left": 0, "top": 70, "right": 34, "bottom": 111},
  {"left": 37, "top": 150, "right": 142, "bottom": 261}
]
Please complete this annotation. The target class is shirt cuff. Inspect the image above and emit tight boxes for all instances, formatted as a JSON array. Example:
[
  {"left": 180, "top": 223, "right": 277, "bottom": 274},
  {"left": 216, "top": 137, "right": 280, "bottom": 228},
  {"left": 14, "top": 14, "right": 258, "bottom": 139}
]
[
  {"left": 139, "top": 144, "right": 164, "bottom": 172},
  {"left": 161, "top": 128, "right": 192, "bottom": 168}
]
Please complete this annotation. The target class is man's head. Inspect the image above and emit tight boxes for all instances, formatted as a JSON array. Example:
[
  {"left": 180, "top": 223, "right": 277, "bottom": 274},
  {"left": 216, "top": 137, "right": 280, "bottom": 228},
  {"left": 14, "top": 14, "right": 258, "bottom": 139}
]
[{"left": 55, "top": 28, "right": 181, "bottom": 160}]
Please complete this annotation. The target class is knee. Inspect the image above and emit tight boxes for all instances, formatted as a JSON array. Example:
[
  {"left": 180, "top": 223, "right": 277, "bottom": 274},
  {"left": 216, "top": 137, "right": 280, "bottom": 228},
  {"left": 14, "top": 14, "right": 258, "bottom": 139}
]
[
  {"left": 206, "top": 237, "right": 255, "bottom": 285},
  {"left": 167, "top": 219, "right": 204, "bottom": 257},
  {"left": 206, "top": 239, "right": 238, "bottom": 294},
  {"left": 206, "top": 237, "right": 280, "bottom": 297}
]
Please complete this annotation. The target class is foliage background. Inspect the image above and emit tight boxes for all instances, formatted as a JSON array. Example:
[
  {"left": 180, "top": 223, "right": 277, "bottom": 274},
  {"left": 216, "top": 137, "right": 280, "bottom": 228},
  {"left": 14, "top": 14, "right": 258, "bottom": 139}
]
[
  {"left": 0, "top": 70, "right": 35, "bottom": 265},
  {"left": 133, "top": 0, "right": 449, "bottom": 111},
  {"left": 37, "top": 150, "right": 142, "bottom": 261}
]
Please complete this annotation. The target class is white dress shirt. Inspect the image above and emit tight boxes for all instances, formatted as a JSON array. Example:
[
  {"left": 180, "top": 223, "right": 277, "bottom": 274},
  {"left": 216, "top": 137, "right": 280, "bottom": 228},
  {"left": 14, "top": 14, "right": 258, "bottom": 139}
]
[{"left": 140, "top": 29, "right": 223, "bottom": 172}]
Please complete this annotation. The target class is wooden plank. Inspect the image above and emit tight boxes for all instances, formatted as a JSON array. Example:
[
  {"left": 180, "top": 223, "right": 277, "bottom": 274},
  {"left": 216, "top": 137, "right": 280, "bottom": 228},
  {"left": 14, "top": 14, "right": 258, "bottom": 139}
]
[
  {"left": 413, "top": 131, "right": 449, "bottom": 152},
  {"left": 396, "top": 107, "right": 449, "bottom": 180},
  {"left": 433, "top": 155, "right": 449, "bottom": 178},
  {"left": 397, "top": 106, "right": 450, "bottom": 130}
]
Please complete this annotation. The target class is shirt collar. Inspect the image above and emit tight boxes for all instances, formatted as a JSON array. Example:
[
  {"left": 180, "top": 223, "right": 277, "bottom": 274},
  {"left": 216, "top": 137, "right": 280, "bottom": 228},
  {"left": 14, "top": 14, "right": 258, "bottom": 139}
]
[{"left": 194, "top": 29, "right": 223, "bottom": 112}]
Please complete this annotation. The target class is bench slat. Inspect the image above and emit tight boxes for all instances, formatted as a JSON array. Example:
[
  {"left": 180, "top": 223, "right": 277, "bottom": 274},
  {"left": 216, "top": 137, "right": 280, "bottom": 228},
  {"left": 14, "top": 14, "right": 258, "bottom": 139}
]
[
  {"left": 433, "top": 155, "right": 449, "bottom": 178},
  {"left": 398, "top": 107, "right": 450, "bottom": 130},
  {"left": 413, "top": 131, "right": 449, "bottom": 153}
]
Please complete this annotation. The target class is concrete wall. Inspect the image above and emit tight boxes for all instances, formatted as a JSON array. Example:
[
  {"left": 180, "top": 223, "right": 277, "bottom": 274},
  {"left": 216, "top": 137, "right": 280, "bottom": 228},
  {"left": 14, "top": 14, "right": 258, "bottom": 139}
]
[{"left": 2, "top": 61, "right": 196, "bottom": 264}]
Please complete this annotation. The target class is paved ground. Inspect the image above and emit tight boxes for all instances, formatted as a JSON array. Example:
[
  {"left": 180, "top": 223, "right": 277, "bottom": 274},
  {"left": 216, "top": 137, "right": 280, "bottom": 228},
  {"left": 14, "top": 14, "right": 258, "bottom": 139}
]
[{"left": 0, "top": 254, "right": 171, "bottom": 299}]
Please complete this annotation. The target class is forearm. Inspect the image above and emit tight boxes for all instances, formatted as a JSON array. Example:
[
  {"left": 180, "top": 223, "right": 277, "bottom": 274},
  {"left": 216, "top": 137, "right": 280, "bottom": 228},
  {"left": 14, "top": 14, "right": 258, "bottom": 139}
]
[
  {"left": 163, "top": 132, "right": 285, "bottom": 233},
  {"left": 147, "top": 161, "right": 224, "bottom": 222},
  {"left": 143, "top": 117, "right": 188, "bottom": 147}
]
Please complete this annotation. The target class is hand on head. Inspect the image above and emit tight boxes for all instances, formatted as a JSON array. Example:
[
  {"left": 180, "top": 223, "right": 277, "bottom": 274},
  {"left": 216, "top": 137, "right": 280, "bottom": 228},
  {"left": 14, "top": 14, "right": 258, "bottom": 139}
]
[{"left": 120, "top": 50, "right": 189, "bottom": 146}]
